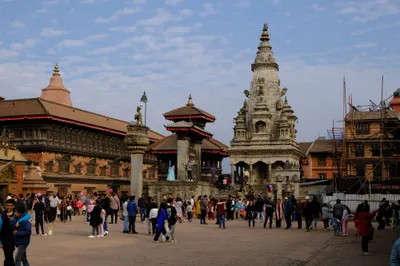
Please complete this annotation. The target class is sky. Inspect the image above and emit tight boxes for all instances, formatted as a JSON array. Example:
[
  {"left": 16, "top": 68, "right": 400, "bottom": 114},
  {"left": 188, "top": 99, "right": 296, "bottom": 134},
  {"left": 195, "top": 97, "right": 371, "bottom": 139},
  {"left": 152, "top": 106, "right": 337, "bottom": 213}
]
[{"left": 0, "top": 0, "right": 400, "bottom": 172}]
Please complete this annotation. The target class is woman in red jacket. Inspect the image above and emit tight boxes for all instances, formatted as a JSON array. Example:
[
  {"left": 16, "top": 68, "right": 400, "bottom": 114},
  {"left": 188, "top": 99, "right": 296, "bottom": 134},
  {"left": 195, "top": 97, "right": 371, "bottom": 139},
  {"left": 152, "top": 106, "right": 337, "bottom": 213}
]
[{"left": 357, "top": 208, "right": 378, "bottom": 255}]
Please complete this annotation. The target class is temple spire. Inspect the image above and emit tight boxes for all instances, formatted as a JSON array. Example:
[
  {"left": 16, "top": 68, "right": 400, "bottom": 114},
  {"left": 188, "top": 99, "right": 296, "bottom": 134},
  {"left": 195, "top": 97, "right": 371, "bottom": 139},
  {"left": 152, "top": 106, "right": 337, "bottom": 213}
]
[
  {"left": 40, "top": 63, "right": 73, "bottom": 106},
  {"left": 260, "top": 23, "right": 270, "bottom": 42}
]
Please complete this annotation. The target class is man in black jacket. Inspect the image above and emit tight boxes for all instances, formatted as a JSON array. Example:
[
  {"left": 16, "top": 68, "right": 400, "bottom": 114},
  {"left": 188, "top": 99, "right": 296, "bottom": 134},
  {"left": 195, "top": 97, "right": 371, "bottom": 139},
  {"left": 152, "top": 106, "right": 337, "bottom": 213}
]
[
  {"left": 226, "top": 195, "right": 235, "bottom": 221},
  {"left": 264, "top": 197, "right": 274, "bottom": 229}
]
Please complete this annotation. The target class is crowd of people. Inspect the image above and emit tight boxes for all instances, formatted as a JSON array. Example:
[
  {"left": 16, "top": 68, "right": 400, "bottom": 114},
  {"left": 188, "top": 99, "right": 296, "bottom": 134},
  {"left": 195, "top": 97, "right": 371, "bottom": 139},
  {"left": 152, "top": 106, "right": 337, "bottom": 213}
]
[{"left": 1, "top": 191, "right": 400, "bottom": 265}]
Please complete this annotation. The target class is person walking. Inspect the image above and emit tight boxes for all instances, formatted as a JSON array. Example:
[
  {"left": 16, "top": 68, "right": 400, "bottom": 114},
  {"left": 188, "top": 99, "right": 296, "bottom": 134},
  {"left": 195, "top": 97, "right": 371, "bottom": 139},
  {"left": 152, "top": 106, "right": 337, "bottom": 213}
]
[
  {"left": 200, "top": 195, "right": 208, "bottom": 225},
  {"left": 109, "top": 192, "right": 120, "bottom": 224},
  {"left": 263, "top": 197, "right": 274, "bottom": 229},
  {"left": 127, "top": 196, "right": 138, "bottom": 234},
  {"left": 283, "top": 197, "right": 293, "bottom": 230},
  {"left": 358, "top": 208, "right": 378, "bottom": 255},
  {"left": 303, "top": 196, "right": 313, "bottom": 232},
  {"left": 246, "top": 200, "right": 257, "bottom": 228}
]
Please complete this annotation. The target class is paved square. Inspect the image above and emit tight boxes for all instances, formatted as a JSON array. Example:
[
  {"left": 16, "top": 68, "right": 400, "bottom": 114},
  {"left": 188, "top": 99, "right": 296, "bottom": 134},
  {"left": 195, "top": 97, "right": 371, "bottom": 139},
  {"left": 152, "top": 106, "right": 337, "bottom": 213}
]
[{"left": 0, "top": 216, "right": 397, "bottom": 266}]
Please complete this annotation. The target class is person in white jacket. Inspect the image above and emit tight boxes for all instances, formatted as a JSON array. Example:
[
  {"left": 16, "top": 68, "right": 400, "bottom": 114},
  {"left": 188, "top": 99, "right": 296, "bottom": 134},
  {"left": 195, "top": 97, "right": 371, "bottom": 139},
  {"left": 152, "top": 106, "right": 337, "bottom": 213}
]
[
  {"left": 122, "top": 199, "right": 129, "bottom": 233},
  {"left": 342, "top": 205, "right": 349, "bottom": 236}
]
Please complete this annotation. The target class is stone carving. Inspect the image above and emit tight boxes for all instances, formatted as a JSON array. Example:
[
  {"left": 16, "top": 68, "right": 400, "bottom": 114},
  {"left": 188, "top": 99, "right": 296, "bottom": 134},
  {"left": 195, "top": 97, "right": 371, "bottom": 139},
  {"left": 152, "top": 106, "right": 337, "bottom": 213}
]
[
  {"left": 276, "top": 174, "right": 283, "bottom": 182},
  {"left": 86, "top": 158, "right": 98, "bottom": 176},
  {"left": 134, "top": 105, "right": 143, "bottom": 126},
  {"left": 258, "top": 78, "right": 265, "bottom": 84},
  {"left": 243, "top": 90, "right": 250, "bottom": 98},
  {"left": 276, "top": 100, "right": 282, "bottom": 110},
  {"left": 281, "top": 88, "right": 288, "bottom": 97},
  {"left": 292, "top": 174, "right": 299, "bottom": 182}
]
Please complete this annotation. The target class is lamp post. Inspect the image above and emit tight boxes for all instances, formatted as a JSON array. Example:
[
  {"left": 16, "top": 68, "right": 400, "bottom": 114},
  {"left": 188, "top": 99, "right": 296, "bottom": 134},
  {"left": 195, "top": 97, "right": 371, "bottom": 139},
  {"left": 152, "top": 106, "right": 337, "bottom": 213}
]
[{"left": 140, "top": 90, "right": 148, "bottom": 126}]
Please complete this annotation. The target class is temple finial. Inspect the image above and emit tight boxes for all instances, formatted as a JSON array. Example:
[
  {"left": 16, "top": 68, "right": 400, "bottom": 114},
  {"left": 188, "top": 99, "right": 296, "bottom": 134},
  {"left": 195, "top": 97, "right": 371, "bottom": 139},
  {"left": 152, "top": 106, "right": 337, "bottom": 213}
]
[
  {"left": 260, "top": 23, "right": 270, "bottom": 42},
  {"left": 53, "top": 63, "right": 60, "bottom": 74},
  {"left": 187, "top": 94, "right": 194, "bottom": 107}
]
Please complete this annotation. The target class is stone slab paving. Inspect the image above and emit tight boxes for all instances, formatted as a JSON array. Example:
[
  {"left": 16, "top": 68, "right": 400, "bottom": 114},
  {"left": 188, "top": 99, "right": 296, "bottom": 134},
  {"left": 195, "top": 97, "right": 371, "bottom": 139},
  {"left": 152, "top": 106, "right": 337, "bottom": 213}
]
[{"left": 0, "top": 217, "right": 397, "bottom": 266}]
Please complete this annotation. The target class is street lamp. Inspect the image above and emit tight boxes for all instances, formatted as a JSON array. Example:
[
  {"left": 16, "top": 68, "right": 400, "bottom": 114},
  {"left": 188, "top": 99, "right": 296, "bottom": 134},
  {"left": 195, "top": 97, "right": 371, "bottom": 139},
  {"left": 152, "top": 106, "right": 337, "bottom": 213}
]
[{"left": 140, "top": 90, "right": 148, "bottom": 126}]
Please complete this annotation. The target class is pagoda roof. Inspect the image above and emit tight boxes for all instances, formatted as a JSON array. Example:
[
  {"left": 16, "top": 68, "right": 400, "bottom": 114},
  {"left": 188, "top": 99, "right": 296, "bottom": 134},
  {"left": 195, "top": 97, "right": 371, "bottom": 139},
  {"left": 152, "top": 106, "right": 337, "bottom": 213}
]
[
  {"left": 163, "top": 95, "right": 216, "bottom": 122},
  {"left": 164, "top": 121, "right": 213, "bottom": 138},
  {"left": 0, "top": 98, "right": 164, "bottom": 142},
  {"left": 149, "top": 134, "right": 228, "bottom": 156}
]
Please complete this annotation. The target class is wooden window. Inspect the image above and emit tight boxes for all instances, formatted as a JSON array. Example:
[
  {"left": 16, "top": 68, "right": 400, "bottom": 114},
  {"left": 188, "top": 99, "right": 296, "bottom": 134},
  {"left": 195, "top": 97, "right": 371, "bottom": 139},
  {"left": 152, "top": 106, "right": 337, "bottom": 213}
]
[
  {"left": 356, "top": 123, "right": 370, "bottom": 135},
  {"left": 355, "top": 165, "right": 365, "bottom": 177},
  {"left": 373, "top": 164, "right": 382, "bottom": 180},
  {"left": 355, "top": 143, "right": 364, "bottom": 157},
  {"left": 371, "top": 143, "right": 380, "bottom": 157},
  {"left": 58, "top": 160, "right": 70, "bottom": 173},
  {"left": 87, "top": 165, "right": 96, "bottom": 175},
  {"left": 111, "top": 165, "right": 119, "bottom": 177},
  {"left": 318, "top": 156, "right": 326, "bottom": 166},
  {"left": 25, "top": 129, "right": 33, "bottom": 138},
  {"left": 318, "top": 173, "right": 326, "bottom": 179}
]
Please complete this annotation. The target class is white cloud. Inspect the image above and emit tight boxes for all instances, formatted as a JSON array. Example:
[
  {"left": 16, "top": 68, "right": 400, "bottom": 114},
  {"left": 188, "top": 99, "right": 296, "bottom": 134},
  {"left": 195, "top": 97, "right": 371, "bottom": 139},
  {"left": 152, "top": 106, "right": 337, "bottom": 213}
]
[
  {"left": 311, "top": 4, "right": 324, "bottom": 12},
  {"left": 354, "top": 42, "right": 378, "bottom": 48},
  {"left": 237, "top": 0, "right": 251, "bottom": 7},
  {"left": 109, "top": 26, "right": 136, "bottom": 32},
  {"left": 139, "top": 8, "right": 173, "bottom": 26},
  {"left": 10, "top": 21, "right": 25, "bottom": 29},
  {"left": 61, "top": 55, "right": 88, "bottom": 63},
  {"left": 164, "top": 26, "right": 194, "bottom": 35},
  {"left": 95, "top": 8, "right": 140, "bottom": 23},
  {"left": 180, "top": 9, "right": 192, "bottom": 16},
  {"left": 10, "top": 38, "right": 40, "bottom": 51},
  {"left": 40, "top": 27, "right": 68, "bottom": 37},
  {"left": 351, "top": 21, "right": 400, "bottom": 35},
  {"left": 86, "top": 34, "right": 108, "bottom": 40},
  {"left": 37, "top": 8, "right": 47, "bottom": 13},
  {"left": 57, "top": 39, "right": 86, "bottom": 48},
  {"left": 164, "top": 0, "right": 183, "bottom": 6},
  {"left": 81, "top": 0, "right": 109, "bottom": 3},
  {"left": 201, "top": 3, "right": 218, "bottom": 17},
  {"left": 337, "top": 0, "right": 400, "bottom": 22}
]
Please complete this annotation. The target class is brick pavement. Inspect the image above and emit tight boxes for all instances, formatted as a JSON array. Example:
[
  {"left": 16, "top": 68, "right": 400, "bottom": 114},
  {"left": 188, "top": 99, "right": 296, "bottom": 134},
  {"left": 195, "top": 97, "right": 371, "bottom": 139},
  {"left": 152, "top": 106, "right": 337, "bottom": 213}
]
[{"left": 0, "top": 217, "right": 397, "bottom": 266}]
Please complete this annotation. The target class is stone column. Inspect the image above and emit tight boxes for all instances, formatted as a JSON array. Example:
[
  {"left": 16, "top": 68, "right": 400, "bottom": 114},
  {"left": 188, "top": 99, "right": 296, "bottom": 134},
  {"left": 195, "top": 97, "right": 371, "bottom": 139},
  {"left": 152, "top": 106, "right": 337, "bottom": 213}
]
[
  {"left": 230, "top": 164, "right": 235, "bottom": 185},
  {"left": 268, "top": 164, "right": 272, "bottom": 180},
  {"left": 249, "top": 164, "right": 253, "bottom": 184},
  {"left": 177, "top": 138, "right": 190, "bottom": 180},
  {"left": 276, "top": 181, "right": 283, "bottom": 200},
  {"left": 193, "top": 142, "right": 202, "bottom": 181},
  {"left": 124, "top": 123, "right": 149, "bottom": 197}
]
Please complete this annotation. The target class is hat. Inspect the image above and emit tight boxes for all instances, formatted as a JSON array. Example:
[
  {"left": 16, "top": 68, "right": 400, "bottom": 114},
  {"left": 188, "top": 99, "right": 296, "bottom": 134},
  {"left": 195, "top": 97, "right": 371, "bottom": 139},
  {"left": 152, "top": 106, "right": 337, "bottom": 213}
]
[
  {"left": 305, "top": 196, "right": 310, "bottom": 200},
  {"left": 284, "top": 197, "right": 288, "bottom": 200}
]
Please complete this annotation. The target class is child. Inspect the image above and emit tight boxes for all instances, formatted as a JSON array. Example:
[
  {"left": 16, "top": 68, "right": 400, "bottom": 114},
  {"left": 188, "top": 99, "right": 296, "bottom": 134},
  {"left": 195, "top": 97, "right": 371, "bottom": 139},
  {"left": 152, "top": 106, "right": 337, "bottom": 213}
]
[
  {"left": 342, "top": 206, "right": 349, "bottom": 236},
  {"left": 321, "top": 203, "right": 330, "bottom": 231},
  {"left": 149, "top": 204, "right": 158, "bottom": 235},
  {"left": 186, "top": 201, "right": 193, "bottom": 223},
  {"left": 98, "top": 207, "right": 106, "bottom": 237},
  {"left": 216, "top": 199, "right": 226, "bottom": 229},
  {"left": 331, "top": 217, "right": 340, "bottom": 236},
  {"left": 88, "top": 200, "right": 102, "bottom": 238},
  {"left": 13, "top": 202, "right": 32, "bottom": 266}
]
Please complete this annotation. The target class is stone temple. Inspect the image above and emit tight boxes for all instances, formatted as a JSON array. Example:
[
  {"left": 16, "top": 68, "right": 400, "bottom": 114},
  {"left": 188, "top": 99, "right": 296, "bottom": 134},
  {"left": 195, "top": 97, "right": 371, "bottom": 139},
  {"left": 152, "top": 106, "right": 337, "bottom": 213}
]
[{"left": 228, "top": 24, "right": 302, "bottom": 199}]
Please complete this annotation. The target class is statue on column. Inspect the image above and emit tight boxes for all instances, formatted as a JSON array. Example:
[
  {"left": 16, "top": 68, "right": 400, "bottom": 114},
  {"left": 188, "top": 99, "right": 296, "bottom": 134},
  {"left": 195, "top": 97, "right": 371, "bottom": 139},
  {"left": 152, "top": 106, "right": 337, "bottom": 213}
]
[
  {"left": 134, "top": 105, "right": 143, "bottom": 126},
  {"left": 186, "top": 160, "right": 193, "bottom": 181}
]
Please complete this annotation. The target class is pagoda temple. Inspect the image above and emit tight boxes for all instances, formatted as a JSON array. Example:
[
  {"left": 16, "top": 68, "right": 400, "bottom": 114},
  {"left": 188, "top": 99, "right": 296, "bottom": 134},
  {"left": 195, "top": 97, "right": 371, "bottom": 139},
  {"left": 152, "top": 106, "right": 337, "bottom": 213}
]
[
  {"left": 149, "top": 95, "right": 228, "bottom": 181},
  {"left": 228, "top": 24, "right": 302, "bottom": 199}
]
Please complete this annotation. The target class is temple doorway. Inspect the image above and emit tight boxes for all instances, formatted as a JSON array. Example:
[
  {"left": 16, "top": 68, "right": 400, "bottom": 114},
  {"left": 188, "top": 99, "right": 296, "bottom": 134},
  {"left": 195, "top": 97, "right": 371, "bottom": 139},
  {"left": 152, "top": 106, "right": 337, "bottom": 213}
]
[
  {"left": 254, "top": 161, "right": 268, "bottom": 185},
  {"left": 235, "top": 162, "right": 249, "bottom": 183}
]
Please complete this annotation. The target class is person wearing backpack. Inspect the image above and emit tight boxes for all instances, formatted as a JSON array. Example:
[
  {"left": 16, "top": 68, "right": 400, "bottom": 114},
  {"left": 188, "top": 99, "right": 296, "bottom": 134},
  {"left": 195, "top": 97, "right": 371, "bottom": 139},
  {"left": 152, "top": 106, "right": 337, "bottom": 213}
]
[{"left": 166, "top": 198, "right": 178, "bottom": 242}]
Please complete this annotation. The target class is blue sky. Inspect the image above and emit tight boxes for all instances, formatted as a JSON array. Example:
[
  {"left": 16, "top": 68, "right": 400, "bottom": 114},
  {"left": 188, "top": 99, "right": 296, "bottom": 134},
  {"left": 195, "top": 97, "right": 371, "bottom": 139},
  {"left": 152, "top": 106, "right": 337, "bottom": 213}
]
[{"left": 1, "top": 0, "right": 400, "bottom": 171}]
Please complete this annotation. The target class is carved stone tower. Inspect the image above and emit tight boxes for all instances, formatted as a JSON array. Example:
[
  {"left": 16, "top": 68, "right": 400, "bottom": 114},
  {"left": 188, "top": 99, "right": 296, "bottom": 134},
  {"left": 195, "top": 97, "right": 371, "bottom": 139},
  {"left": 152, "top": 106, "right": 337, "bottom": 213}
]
[{"left": 228, "top": 24, "right": 302, "bottom": 199}]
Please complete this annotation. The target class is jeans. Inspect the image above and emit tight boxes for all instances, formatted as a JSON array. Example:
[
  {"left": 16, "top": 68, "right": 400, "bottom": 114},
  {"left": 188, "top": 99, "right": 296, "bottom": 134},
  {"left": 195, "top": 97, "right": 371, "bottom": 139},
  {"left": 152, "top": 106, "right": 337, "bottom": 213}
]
[
  {"left": 150, "top": 218, "right": 157, "bottom": 234},
  {"left": 15, "top": 245, "right": 29, "bottom": 266},
  {"left": 362, "top": 236, "right": 369, "bottom": 252},
  {"left": 248, "top": 218, "right": 255, "bottom": 227},
  {"left": 264, "top": 213, "right": 273, "bottom": 228},
  {"left": 285, "top": 214, "right": 292, "bottom": 228},
  {"left": 3, "top": 245, "right": 14, "bottom": 266},
  {"left": 123, "top": 216, "right": 129, "bottom": 232},
  {"left": 168, "top": 224, "right": 176, "bottom": 240},
  {"left": 35, "top": 217, "right": 44, "bottom": 235},
  {"left": 257, "top": 211, "right": 264, "bottom": 222},
  {"left": 313, "top": 216, "right": 319, "bottom": 228},
  {"left": 200, "top": 210, "right": 207, "bottom": 224},
  {"left": 129, "top": 216, "right": 136, "bottom": 233},
  {"left": 103, "top": 214, "right": 108, "bottom": 232},
  {"left": 297, "top": 215, "right": 302, "bottom": 229},
  {"left": 219, "top": 215, "right": 226, "bottom": 228},
  {"left": 111, "top": 209, "right": 118, "bottom": 224},
  {"left": 140, "top": 208, "right": 146, "bottom": 222}
]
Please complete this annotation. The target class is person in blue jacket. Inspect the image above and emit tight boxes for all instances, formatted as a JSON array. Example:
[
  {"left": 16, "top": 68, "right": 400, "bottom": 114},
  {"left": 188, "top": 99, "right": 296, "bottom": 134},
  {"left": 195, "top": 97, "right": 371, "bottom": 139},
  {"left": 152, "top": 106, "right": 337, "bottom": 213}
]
[
  {"left": 0, "top": 199, "right": 30, "bottom": 266},
  {"left": 127, "top": 196, "right": 138, "bottom": 234},
  {"left": 13, "top": 202, "right": 32, "bottom": 266}
]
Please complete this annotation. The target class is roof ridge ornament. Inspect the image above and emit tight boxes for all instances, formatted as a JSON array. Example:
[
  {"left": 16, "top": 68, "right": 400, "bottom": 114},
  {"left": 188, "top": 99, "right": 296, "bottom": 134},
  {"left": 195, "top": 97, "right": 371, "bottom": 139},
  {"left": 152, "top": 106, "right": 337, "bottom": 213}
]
[{"left": 186, "top": 94, "right": 194, "bottom": 107}]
